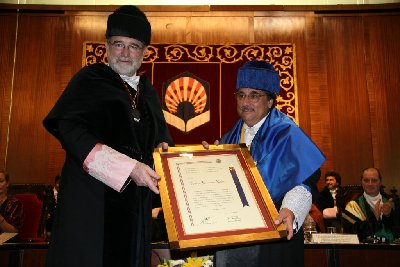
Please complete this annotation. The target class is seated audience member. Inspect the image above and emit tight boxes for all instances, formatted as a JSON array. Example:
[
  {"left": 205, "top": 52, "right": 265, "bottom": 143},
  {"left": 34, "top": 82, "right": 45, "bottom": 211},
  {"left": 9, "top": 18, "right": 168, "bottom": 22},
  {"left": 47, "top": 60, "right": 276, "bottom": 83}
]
[
  {"left": 0, "top": 170, "right": 24, "bottom": 233},
  {"left": 342, "top": 167, "right": 396, "bottom": 242},
  {"left": 315, "top": 171, "right": 342, "bottom": 231}
]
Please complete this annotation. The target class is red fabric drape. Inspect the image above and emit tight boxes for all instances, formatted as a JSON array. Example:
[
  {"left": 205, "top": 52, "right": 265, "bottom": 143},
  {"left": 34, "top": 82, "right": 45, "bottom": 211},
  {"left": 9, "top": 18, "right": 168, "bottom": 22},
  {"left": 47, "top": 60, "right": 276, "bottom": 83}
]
[{"left": 83, "top": 43, "right": 297, "bottom": 144}]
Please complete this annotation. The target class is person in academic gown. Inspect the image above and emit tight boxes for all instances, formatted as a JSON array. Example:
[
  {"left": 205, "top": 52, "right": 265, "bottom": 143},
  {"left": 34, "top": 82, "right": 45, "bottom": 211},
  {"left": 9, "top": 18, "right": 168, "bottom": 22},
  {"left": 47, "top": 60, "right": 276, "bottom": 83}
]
[
  {"left": 315, "top": 171, "right": 343, "bottom": 230},
  {"left": 204, "top": 60, "right": 326, "bottom": 267},
  {"left": 0, "top": 170, "right": 24, "bottom": 234},
  {"left": 342, "top": 167, "right": 396, "bottom": 243},
  {"left": 43, "top": 6, "right": 173, "bottom": 267}
]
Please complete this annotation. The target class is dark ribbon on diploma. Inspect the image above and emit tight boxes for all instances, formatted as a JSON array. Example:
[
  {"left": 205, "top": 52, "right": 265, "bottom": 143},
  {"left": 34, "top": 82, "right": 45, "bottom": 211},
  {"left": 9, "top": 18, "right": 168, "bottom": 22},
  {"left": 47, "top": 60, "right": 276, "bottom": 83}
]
[{"left": 229, "top": 166, "right": 249, "bottom": 207}]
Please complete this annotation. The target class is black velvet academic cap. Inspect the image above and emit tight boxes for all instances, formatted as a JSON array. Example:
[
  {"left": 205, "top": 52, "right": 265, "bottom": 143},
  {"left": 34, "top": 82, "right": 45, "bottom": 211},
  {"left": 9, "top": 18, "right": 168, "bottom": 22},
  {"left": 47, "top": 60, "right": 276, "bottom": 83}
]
[{"left": 106, "top": 5, "right": 151, "bottom": 46}]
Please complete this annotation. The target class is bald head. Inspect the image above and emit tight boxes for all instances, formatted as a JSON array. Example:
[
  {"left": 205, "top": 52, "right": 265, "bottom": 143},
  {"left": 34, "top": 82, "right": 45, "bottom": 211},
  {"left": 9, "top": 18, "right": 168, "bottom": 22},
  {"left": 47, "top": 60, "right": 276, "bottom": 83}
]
[{"left": 361, "top": 167, "right": 381, "bottom": 197}]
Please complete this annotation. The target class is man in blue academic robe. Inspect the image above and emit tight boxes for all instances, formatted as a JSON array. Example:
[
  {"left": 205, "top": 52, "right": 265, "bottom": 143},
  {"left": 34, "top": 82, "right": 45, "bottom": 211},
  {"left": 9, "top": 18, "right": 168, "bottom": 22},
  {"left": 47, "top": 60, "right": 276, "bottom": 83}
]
[{"left": 211, "top": 60, "right": 326, "bottom": 267}]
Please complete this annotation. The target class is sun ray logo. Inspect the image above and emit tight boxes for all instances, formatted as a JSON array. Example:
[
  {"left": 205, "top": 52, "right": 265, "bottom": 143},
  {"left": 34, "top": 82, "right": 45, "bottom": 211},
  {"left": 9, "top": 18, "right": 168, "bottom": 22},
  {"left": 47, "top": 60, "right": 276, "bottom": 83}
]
[{"left": 162, "top": 72, "right": 210, "bottom": 133}]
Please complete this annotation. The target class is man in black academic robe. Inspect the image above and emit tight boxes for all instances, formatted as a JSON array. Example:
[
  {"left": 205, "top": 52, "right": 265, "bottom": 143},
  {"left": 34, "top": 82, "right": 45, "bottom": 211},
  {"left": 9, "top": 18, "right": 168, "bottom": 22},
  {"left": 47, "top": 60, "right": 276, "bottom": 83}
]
[{"left": 43, "top": 6, "right": 173, "bottom": 267}]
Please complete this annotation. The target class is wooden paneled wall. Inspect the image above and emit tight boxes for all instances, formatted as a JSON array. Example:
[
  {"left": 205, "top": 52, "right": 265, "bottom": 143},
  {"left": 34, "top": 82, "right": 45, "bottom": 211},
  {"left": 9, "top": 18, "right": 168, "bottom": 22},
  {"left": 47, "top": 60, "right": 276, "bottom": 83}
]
[{"left": 0, "top": 4, "right": 399, "bottom": 192}]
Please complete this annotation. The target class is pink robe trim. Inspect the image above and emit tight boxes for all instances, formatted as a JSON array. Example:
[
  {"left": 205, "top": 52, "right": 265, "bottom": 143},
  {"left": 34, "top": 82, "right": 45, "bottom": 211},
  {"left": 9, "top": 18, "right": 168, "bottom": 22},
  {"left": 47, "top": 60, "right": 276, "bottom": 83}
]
[{"left": 83, "top": 143, "right": 137, "bottom": 192}]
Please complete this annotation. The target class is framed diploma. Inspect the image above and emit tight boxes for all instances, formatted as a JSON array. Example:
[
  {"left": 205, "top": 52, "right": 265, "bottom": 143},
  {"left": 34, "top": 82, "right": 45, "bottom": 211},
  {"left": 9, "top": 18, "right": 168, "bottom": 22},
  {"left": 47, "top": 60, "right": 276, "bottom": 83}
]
[{"left": 153, "top": 144, "right": 287, "bottom": 250}]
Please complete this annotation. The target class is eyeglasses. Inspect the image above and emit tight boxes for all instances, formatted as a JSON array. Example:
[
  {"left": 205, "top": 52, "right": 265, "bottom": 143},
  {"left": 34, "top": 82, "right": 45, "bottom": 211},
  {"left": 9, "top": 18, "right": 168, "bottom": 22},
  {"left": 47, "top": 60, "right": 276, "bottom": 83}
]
[
  {"left": 234, "top": 92, "right": 267, "bottom": 103},
  {"left": 108, "top": 41, "right": 144, "bottom": 53}
]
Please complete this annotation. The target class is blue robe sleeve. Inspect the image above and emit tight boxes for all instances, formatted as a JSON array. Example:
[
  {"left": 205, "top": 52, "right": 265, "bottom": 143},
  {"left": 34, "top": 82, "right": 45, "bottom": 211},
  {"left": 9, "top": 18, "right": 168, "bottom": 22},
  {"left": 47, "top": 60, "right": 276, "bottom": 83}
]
[{"left": 221, "top": 108, "right": 326, "bottom": 203}]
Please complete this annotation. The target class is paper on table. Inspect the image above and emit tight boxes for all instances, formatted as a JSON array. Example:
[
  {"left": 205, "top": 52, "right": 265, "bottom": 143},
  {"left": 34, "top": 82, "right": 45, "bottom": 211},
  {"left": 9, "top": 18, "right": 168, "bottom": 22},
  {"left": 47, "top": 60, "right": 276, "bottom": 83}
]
[{"left": 311, "top": 233, "right": 359, "bottom": 244}]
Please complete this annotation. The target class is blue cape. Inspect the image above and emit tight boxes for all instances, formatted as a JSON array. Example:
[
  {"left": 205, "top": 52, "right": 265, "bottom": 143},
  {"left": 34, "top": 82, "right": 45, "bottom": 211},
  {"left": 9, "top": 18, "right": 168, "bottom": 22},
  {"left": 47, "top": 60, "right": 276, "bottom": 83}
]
[{"left": 221, "top": 108, "right": 326, "bottom": 203}]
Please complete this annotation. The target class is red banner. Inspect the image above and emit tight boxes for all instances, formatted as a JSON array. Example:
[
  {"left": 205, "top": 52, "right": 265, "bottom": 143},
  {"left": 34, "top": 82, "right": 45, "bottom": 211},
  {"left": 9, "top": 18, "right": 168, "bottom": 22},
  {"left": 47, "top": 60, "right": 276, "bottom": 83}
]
[{"left": 83, "top": 43, "right": 297, "bottom": 144}]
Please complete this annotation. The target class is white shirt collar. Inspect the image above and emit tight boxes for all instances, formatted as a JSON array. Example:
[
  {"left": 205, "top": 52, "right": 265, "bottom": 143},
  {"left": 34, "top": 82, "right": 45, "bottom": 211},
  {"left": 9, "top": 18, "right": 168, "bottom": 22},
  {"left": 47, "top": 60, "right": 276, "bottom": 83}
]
[
  {"left": 120, "top": 74, "right": 140, "bottom": 91},
  {"left": 243, "top": 113, "right": 269, "bottom": 147}
]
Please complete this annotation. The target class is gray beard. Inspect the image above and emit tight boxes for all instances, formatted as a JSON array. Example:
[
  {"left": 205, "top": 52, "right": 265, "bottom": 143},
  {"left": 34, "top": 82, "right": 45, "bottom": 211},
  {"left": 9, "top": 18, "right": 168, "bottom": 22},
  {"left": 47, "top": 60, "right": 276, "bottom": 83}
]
[{"left": 108, "top": 62, "right": 140, "bottom": 77}]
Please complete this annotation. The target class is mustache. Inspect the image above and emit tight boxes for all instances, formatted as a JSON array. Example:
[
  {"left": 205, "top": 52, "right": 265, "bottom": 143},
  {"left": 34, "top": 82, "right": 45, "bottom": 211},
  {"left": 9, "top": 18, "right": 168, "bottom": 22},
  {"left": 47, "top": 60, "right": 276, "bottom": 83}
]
[{"left": 239, "top": 106, "right": 254, "bottom": 112}]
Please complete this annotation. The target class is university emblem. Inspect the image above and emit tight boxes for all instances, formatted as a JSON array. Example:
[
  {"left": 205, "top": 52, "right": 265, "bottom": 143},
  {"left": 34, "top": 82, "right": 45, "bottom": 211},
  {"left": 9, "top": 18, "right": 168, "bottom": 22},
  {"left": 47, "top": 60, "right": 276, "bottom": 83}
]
[{"left": 162, "top": 72, "right": 210, "bottom": 133}]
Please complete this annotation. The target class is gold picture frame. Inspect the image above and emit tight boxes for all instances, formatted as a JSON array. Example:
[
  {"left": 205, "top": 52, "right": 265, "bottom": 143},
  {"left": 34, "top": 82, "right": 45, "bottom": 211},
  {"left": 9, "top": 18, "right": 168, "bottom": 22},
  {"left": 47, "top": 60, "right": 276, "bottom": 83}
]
[{"left": 153, "top": 144, "right": 287, "bottom": 250}]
